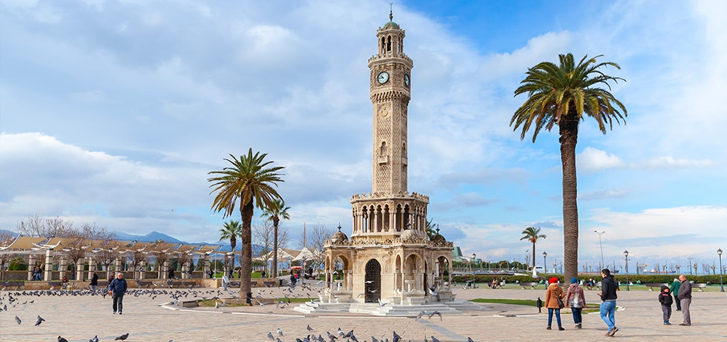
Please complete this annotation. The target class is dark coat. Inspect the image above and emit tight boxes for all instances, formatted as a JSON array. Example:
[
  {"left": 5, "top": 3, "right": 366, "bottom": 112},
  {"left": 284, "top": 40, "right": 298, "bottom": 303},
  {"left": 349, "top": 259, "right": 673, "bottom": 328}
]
[
  {"left": 90, "top": 273, "right": 98, "bottom": 286},
  {"left": 659, "top": 285, "right": 673, "bottom": 306},
  {"left": 600, "top": 275, "right": 618, "bottom": 301},
  {"left": 109, "top": 278, "right": 127, "bottom": 296},
  {"left": 678, "top": 279, "right": 692, "bottom": 300}
]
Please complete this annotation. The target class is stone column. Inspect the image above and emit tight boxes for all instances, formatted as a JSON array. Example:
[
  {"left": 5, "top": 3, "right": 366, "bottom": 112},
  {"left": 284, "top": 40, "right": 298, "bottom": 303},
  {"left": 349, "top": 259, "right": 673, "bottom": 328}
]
[
  {"left": 28, "top": 255, "right": 35, "bottom": 281},
  {"left": 162, "top": 260, "right": 169, "bottom": 279},
  {"left": 114, "top": 258, "right": 122, "bottom": 275},
  {"left": 138, "top": 261, "right": 145, "bottom": 280},
  {"left": 44, "top": 249, "right": 53, "bottom": 281},
  {"left": 59, "top": 256, "right": 67, "bottom": 281},
  {"left": 76, "top": 260, "right": 84, "bottom": 281},
  {"left": 87, "top": 256, "right": 94, "bottom": 280},
  {"left": 374, "top": 210, "right": 379, "bottom": 232},
  {"left": 202, "top": 255, "right": 210, "bottom": 279}
]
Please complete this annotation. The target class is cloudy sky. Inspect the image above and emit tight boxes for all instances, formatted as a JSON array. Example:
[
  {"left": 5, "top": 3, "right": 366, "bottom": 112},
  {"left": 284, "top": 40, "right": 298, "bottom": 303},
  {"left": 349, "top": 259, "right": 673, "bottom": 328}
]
[{"left": 1, "top": 0, "right": 725, "bottom": 274}]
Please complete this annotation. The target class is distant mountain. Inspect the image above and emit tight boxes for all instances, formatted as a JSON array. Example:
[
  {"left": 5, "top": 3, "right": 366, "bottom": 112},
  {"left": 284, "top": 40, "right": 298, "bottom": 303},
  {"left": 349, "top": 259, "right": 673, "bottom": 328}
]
[
  {"left": 114, "top": 230, "right": 182, "bottom": 244},
  {"left": 0, "top": 229, "right": 19, "bottom": 237}
]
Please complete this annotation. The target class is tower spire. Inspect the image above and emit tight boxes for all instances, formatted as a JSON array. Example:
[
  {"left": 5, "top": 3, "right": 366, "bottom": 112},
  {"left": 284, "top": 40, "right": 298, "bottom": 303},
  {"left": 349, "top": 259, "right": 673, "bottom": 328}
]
[{"left": 389, "top": 3, "right": 393, "bottom": 21}]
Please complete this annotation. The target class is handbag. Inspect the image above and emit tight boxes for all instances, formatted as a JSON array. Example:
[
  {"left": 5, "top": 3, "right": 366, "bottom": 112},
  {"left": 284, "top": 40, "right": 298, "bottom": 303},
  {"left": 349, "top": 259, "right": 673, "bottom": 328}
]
[{"left": 557, "top": 297, "right": 565, "bottom": 309}]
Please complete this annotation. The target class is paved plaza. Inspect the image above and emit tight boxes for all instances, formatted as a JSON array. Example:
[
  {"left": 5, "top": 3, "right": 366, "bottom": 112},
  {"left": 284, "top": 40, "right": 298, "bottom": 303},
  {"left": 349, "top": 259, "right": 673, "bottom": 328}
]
[{"left": 1, "top": 284, "right": 726, "bottom": 342}]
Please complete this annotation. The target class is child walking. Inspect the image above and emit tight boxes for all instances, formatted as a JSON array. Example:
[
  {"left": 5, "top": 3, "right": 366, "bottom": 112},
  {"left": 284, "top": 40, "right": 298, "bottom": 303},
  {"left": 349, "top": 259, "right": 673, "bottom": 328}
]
[{"left": 658, "top": 285, "right": 673, "bottom": 325}]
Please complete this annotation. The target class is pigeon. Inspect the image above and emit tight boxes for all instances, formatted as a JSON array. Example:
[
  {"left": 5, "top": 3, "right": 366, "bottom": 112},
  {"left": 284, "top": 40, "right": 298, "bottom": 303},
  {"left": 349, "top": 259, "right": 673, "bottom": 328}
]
[
  {"left": 377, "top": 298, "right": 388, "bottom": 306},
  {"left": 267, "top": 332, "right": 275, "bottom": 340},
  {"left": 89, "top": 335, "right": 99, "bottom": 342},
  {"left": 430, "top": 336, "right": 441, "bottom": 342},
  {"left": 326, "top": 331, "right": 338, "bottom": 340},
  {"left": 337, "top": 327, "right": 344, "bottom": 336},
  {"left": 35, "top": 315, "right": 45, "bottom": 326},
  {"left": 115, "top": 333, "right": 129, "bottom": 341},
  {"left": 467, "top": 338, "right": 476, "bottom": 342},
  {"left": 307, "top": 324, "right": 314, "bottom": 331},
  {"left": 15, "top": 316, "right": 21, "bottom": 325},
  {"left": 428, "top": 311, "right": 442, "bottom": 321},
  {"left": 58, "top": 336, "right": 69, "bottom": 342},
  {"left": 392, "top": 331, "right": 402, "bottom": 342},
  {"left": 277, "top": 327, "right": 284, "bottom": 336}
]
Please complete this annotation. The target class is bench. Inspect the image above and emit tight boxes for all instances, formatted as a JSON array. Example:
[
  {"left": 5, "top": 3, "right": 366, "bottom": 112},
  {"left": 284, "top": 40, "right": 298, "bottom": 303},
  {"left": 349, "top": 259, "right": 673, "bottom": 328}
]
[
  {"left": 97, "top": 281, "right": 109, "bottom": 287},
  {"left": 644, "top": 283, "right": 668, "bottom": 291},
  {"left": 585, "top": 282, "right": 602, "bottom": 290},
  {"left": 48, "top": 281, "right": 62, "bottom": 289},
  {"left": 2, "top": 281, "right": 24, "bottom": 290},
  {"left": 179, "top": 281, "right": 197, "bottom": 287},
  {"left": 229, "top": 281, "right": 241, "bottom": 288},
  {"left": 694, "top": 283, "right": 708, "bottom": 292},
  {"left": 137, "top": 281, "right": 153, "bottom": 288},
  {"left": 263, "top": 281, "right": 277, "bottom": 287},
  {"left": 520, "top": 282, "right": 539, "bottom": 289},
  {"left": 181, "top": 300, "right": 199, "bottom": 308}
]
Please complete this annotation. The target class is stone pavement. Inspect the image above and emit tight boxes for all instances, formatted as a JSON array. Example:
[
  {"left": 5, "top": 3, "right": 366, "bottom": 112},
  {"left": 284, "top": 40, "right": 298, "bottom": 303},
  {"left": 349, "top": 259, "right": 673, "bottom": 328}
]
[{"left": 1, "top": 285, "right": 726, "bottom": 342}]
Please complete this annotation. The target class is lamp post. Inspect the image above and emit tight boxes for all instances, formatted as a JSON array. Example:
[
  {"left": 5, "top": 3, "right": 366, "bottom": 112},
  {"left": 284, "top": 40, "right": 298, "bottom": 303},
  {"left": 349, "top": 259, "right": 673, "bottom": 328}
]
[
  {"left": 542, "top": 251, "right": 547, "bottom": 289},
  {"left": 687, "top": 257, "right": 693, "bottom": 275},
  {"left": 624, "top": 250, "right": 630, "bottom": 291},
  {"left": 718, "top": 248, "right": 724, "bottom": 292},
  {"left": 594, "top": 230, "right": 605, "bottom": 270}
]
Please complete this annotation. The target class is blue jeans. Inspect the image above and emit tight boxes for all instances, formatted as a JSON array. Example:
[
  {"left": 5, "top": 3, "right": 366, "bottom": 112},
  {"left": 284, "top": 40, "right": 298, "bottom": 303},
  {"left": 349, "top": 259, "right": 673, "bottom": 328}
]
[
  {"left": 600, "top": 300, "right": 617, "bottom": 330},
  {"left": 571, "top": 307, "right": 583, "bottom": 324},
  {"left": 548, "top": 308, "right": 562, "bottom": 327}
]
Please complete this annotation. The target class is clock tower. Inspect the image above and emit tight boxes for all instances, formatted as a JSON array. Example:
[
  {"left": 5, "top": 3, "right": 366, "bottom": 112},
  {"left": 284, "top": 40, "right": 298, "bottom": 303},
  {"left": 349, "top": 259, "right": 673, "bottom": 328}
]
[
  {"left": 321, "top": 11, "right": 453, "bottom": 307},
  {"left": 368, "top": 10, "right": 413, "bottom": 195}
]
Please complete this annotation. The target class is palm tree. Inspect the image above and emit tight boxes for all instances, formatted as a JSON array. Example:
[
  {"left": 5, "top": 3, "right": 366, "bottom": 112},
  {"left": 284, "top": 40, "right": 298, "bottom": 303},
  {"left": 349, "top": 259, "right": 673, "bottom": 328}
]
[
  {"left": 208, "top": 148, "right": 285, "bottom": 301},
  {"left": 425, "top": 218, "right": 437, "bottom": 240},
  {"left": 520, "top": 227, "right": 547, "bottom": 269},
  {"left": 219, "top": 220, "right": 241, "bottom": 277},
  {"left": 511, "top": 53, "right": 627, "bottom": 281},
  {"left": 261, "top": 199, "right": 290, "bottom": 278}
]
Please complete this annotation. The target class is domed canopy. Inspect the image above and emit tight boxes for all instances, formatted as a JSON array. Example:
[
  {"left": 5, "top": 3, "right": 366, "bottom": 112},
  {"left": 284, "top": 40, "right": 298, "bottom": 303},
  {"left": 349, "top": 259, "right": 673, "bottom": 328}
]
[
  {"left": 331, "top": 225, "right": 348, "bottom": 244},
  {"left": 430, "top": 233, "right": 446, "bottom": 244}
]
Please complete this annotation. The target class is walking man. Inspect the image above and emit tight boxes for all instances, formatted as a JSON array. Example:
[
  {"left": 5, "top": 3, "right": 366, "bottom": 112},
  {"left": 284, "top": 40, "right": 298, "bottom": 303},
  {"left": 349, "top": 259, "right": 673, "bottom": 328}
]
[
  {"left": 108, "top": 272, "right": 128, "bottom": 315},
  {"left": 90, "top": 271, "right": 99, "bottom": 294},
  {"left": 677, "top": 274, "right": 692, "bottom": 326},
  {"left": 599, "top": 268, "right": 619, "bottom": 336}
]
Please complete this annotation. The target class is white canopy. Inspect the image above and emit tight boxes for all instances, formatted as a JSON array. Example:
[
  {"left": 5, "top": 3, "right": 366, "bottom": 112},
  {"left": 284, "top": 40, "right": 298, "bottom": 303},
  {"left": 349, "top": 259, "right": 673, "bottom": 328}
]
[
  {"left": 254, "top": 248, "right": 296, "bottom": 261},
  {"left": 292, "top": 247, "right": 315, "bottom": 262}
]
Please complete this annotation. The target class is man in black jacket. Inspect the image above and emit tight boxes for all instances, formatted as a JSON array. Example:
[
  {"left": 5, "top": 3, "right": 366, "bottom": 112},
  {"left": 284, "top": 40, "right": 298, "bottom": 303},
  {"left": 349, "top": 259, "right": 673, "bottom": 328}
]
[
  {"left": 677, "top": 274, "right": 692, "bottom": 326},
  {"left": 599, "top": 268, "right": 619, "bottom": 336},
  {"left": 108, "top": 273, "right": 128, "bottom": 315}
]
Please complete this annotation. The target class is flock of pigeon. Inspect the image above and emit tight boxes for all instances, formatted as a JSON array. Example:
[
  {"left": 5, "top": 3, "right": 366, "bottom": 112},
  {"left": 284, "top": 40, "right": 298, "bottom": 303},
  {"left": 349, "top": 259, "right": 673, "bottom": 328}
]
[{"left": 1, "top": 281, "right": 480, "bottom": 342}]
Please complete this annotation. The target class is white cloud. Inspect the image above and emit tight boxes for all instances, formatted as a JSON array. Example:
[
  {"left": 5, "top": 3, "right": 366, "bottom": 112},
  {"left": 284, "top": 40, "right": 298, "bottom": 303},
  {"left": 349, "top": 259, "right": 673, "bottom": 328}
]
[{"left": 577, "top": 147, "right": 625, "bottom": 172}]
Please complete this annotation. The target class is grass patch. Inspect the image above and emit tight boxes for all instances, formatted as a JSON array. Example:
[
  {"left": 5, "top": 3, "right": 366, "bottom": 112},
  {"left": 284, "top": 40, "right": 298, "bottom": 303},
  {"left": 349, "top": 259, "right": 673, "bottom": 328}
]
[{"left": 469, "top": 298, "right": 538, "bottom": 306}]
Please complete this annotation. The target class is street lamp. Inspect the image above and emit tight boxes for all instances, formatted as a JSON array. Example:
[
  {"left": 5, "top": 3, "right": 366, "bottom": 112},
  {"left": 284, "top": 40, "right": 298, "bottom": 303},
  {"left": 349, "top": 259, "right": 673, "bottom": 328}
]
[
  {"left": 594, "top": 230, "right": 605, "bottom": 270},
  {"left": 624, "top": 250, "right": 630, "bottom": 291},
  {"left": 687, "top": 257, "right": 693, "bottom": 275},
  {"left": 542, "top": 251, "right": 548, "bottom": 289},
  {"left": 718, "top": 248, "right": 724, "bottom": 292}
]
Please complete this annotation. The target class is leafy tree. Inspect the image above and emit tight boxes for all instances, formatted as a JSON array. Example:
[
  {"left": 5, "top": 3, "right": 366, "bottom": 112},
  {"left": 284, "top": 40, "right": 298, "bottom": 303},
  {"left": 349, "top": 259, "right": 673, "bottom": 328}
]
[
  {"left": 219, "top": 220, "right": 242, "bottom": 275},
  {"left": 512, "top": 53, "right": 627, "bottom": 281},
  {"left": 208, "top": 148, "right": 284, "bottom": 301},
  {"left": 519, "top": 227, "right": 546, "bottom": 269},
  {"left": 261, "top": 199, "right": 290, "bottom": 277}
]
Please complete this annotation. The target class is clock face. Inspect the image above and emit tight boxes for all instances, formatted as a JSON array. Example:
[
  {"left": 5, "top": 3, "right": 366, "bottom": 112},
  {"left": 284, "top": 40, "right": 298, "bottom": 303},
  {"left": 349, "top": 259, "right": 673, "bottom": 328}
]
[
  {"left": 377, "top": 71, "right": 389, "bottom": 84},
  {"left": 404, "top": 74, "right": 410, "bottom": 87}
]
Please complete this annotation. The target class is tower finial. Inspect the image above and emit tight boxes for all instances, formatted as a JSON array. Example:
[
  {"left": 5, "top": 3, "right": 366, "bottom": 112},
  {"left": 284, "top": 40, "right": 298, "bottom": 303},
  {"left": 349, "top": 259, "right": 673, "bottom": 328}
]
[{"left": 389, "top": 2, "right": 393, "bottom": 21}]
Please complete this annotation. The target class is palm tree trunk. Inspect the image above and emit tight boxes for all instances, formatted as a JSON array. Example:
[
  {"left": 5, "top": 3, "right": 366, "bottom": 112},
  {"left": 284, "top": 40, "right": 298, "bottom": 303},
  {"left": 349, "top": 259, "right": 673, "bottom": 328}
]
[
  {"left": 230, "top": 240, "right": 236, "bottom": 278},
  {"left": 240, "top": 201, "right": 254, "bottom": 303},
  {"left": 532, "top": 241, "right": 536, "bottom": 269},
  {"left": 560, "top": 115, "right": 580, "bottom": 282},
  {"left": 272, "top": 217, "right": 279, "bottom": 278}
]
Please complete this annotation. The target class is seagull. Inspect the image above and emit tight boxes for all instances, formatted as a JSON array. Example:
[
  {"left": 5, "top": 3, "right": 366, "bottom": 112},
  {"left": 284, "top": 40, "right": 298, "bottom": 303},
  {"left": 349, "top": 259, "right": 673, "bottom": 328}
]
[
  {"left": 356, "top": 293, "right": 364, "bottom": 298},
  {"left": 115, "top": 333, "right": 129, "bottom": 341},
  {"left": 35, "top": 315, "right": 45, "bottom": 326},
  {"left": 58, "top": 336, "right": 69, "bottom": 342},
  {"left": 377, "top": 298, "right": 388, "bottom": 306}
]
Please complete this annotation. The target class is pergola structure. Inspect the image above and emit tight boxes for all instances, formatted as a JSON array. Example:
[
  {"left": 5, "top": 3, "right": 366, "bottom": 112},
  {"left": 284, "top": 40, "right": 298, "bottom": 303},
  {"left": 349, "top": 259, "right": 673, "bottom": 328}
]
[{"left": 0, "top": 236, "right": 222, "bottom": 281}]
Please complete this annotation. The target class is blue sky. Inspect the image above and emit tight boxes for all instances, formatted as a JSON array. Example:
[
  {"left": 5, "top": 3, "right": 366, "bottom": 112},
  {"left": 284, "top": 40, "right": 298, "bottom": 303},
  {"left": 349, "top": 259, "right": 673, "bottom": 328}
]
[{"left": 1, "top": 0, "right": 725, "bottom": 274}]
